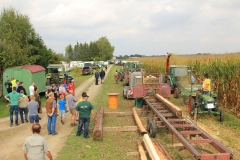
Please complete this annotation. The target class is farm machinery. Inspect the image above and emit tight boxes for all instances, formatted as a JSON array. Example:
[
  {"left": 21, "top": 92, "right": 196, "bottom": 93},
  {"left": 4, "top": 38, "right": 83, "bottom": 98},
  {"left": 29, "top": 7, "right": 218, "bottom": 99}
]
[
  {"left": 188, "top": 90, "right": 224, "bottom": 122},
  {"left": 123, "top": 69, "right": 171, "bottom": 100},
  {"left": 46, "top": 64, "right": 73, "bottom": 86},
  {"left": 164, "top": 53, "right": 202, "bottom": 102},
  {"left": 120, "top": 61, "right": 143, "bottom": 83}
]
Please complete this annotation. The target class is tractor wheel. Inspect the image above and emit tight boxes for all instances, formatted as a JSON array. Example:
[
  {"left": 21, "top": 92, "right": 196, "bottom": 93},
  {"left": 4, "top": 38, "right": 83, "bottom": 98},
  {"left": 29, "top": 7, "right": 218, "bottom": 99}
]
[
  {"left": 147, "top": 117, "right": 153, "bottom": 132},
  {"left": 149, "top": 121, "right": 157, "bottom": 138},
  {"left": 173, "top": 88, "right": 179, "bottom": 99},
  {"left": 220, "top": 110, "right": 224, "bottom": 122},
  {"left": 188, "top": 97, "right": 195, "bottom": 115}
]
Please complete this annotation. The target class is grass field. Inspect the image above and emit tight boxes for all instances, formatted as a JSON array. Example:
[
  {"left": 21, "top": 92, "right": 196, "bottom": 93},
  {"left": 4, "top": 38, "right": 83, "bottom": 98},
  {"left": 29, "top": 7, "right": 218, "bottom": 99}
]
[{"left": 56, "top": 66, "right": 141, "bottom": 160}]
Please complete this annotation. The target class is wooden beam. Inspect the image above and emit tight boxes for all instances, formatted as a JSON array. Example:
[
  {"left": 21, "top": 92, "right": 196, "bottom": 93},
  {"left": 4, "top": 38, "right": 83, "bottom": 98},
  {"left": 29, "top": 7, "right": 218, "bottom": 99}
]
[
  {"left": 189, "top": 139, "right": 212, "bottom": 144},
  {"left": 103, "top": 126, "right": 138, "bottom": 132},
  {"left": 143, "top": 134, "right": 160, "bottom": 160},
  {"left": 133, "top": 107, "right": 147, "bottom": 134},
  {"left": 104, "top": 112, "right": 133, "bottom": 117},
  {"left": 138, "top": 141, "right": 148, "bottom": 160}
]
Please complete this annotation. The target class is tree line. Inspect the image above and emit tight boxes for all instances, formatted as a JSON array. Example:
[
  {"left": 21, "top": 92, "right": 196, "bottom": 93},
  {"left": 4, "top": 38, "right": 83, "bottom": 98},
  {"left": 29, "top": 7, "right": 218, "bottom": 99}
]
[
  {"left": 0, "top": 7, "right": 115, "bottom": 95},
  {"left": 64, "top": 36, "right": 114, "bottom": 62}
]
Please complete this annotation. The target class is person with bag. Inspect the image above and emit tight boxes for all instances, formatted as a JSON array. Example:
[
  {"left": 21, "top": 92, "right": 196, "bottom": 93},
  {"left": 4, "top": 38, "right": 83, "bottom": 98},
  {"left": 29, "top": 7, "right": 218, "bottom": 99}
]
[{"left": 18, "top": 90, "right": 29, "bottom": 123}]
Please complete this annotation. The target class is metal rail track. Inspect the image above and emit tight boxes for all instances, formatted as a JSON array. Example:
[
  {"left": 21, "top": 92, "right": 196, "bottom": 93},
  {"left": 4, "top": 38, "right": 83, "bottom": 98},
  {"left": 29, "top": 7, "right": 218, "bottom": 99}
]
[{"left": 145, "top": 94, "right": 233, "bottom": 160}]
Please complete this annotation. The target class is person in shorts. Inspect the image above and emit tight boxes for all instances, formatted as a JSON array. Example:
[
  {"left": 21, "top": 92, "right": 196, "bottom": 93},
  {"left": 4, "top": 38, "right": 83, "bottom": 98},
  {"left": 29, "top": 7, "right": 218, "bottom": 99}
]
[
  {"left": 58, "top": 95, "right": 66, "bottom": 125},
  {"left": 28, "top": 95, "right": 39, "bottom": 129},
  {"left": 66, "top": 90, "right": 77, "bottom": 126}
]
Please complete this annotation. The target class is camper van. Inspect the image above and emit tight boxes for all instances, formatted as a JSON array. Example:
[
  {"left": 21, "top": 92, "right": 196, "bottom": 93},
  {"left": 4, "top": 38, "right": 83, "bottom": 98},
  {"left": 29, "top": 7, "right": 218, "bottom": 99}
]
[{"left": 84, "top": 61, "right": 93, "bottom": 67}]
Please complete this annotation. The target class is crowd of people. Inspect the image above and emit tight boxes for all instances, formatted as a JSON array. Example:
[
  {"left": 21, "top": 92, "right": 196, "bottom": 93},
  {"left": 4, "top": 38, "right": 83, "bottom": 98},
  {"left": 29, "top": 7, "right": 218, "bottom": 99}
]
[{"left": 4, "top": 76, "right": 95, "bottom": 159}]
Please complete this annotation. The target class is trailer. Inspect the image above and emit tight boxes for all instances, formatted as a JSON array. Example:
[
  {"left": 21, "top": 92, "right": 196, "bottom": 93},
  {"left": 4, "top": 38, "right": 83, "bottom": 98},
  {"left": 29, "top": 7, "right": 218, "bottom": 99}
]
[{"left": 3, "top": 65, "right": 46, "bottom": 96}]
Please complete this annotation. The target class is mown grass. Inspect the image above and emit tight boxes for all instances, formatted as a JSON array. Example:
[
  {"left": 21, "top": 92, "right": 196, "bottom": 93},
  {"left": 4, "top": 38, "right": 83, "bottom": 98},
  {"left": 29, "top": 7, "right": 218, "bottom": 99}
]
[
  {"left": 0, "top": 97, "right": 10, "bottom": 118},
  {"left": 56, "top": 66, "right": 141, "bottom": 160}
]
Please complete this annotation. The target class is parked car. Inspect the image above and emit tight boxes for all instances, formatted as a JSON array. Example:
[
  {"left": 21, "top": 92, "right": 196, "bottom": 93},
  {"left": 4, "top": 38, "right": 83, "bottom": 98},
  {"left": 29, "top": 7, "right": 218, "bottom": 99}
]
[{"left": 82, "top": 66, "right": 93, "bottom": 75}]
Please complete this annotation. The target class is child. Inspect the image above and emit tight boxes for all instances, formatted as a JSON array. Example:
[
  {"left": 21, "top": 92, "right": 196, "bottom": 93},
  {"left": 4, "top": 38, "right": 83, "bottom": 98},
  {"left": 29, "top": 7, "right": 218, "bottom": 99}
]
[{"left": 58, "top": 95, "right": 67, "bottom": 125}]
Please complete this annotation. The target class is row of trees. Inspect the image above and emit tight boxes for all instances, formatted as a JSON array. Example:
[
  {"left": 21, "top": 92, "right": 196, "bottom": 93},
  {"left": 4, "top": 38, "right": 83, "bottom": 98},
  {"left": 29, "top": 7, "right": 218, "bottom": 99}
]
[
  {"left": 0, "top": 7, "right": 61, "bottom": 95},
  {"left": 65, "top": 36, "right": 115, "bottom": 62}
]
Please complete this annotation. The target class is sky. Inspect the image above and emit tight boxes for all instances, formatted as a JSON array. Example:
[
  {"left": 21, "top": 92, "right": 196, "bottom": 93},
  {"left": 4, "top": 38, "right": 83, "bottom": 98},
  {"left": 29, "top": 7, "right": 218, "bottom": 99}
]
[{"left": 1, "top": 0, "right": 240, "bottom": 56}]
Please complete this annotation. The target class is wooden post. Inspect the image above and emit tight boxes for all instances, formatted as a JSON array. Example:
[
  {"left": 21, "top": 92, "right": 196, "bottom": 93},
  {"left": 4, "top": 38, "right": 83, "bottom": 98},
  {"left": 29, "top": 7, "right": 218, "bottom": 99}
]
[
  {"left": 93, "top": 107, "right": 104, "bottom": 139},
  {"left": 133, "top": 107, "right": 147, "bottom": 134}
]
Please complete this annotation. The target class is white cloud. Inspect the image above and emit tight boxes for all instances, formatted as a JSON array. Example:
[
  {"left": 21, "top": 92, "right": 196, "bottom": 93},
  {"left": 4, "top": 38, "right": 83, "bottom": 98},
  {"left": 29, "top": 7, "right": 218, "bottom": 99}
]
[{"left": 1, "top": 0, "right": 240, "bottom": 56}]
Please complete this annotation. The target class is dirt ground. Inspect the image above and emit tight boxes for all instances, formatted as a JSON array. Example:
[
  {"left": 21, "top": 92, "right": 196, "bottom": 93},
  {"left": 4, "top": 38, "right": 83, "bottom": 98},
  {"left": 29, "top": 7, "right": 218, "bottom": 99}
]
[{"left": 0, "top": 67, "right": 111, "bottom": 160}]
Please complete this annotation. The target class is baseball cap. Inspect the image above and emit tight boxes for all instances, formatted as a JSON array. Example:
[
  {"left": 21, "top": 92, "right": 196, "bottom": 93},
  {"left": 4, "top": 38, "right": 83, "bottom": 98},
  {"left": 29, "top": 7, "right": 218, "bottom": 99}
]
[{"left": 82, "top": 92, "right": 89, "bottom": 97}]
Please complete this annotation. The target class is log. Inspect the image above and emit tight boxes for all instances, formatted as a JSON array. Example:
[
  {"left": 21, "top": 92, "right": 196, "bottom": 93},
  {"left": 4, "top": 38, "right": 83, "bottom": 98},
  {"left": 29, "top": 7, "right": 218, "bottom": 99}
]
[
  {"left": 155, "top": 94, "right": 182, "bottom": 118},
  {"left": 138, "top": 141, "right": 147, "bottom": 160},
  {"left": 93, "top": 107, "right": 104, "bottom": 139},
  {"left": 132, "top": 107, "right": 147, "bottom": 134},
  {"left": 152, "top": 140, "right": 172, "bottom": 160},
  {"left": 143, "top": 134, "right": 160, "bottom": 160}
]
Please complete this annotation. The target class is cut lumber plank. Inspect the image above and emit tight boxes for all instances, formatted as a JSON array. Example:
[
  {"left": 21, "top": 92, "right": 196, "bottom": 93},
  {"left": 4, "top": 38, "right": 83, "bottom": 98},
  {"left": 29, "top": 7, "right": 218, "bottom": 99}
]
[
  {"left": 138, "top": 141, "right": 148, "bottom": 160},
  {"left": 155, "top": 94, "right": 182, "bottom": 118},
  {"left": 103, "top": 126, "right": 138, "bottom": 132},
  {"left": 152, "top": 140, "right": 169, "bottom": 160},
  {"left": 189, "top": 139, "right": 212, "bottom": 144},
  {"left": 143, "top": 134, "right": 160, "bottom": 160},
  {"left": 104, "top": 112, "right": 133, "bottom": 117},
  {"left": 133, "top": 107, "right": 147, "bottom": 134}
]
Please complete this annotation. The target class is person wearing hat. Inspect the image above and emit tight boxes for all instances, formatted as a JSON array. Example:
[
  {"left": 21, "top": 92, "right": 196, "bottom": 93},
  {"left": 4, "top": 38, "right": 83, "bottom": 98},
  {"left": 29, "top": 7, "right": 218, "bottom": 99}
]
[
  {"left": 76, "top": 92, "right": 94, "bottom": 138},
  {"left": 18, "top": 90, "right": 29, "bottom": 123}
]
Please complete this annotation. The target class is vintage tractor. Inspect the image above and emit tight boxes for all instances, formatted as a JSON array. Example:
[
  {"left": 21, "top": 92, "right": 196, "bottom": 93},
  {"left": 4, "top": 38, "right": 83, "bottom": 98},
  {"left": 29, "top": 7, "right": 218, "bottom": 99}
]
[
  {"left": 188, "top": 90, "right": 224, "bottom": 122},
  {"left": 165, "top": 53, "right": 202, "bottom": 102},
  {"left": 121, "top": 61, "right": 143, "bottom": 84},
  {"left": 46, "top": 64, "right": 72, "bottom": 86}
]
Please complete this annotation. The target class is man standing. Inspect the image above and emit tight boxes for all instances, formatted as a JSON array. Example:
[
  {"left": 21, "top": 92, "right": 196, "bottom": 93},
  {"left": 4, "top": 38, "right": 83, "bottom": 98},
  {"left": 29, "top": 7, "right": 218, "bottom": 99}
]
[
  {"left": 95, "top": 69, "right": 100, "bottom": 85},
  {"left": 66, "top": 90, "right": 77, "bottom": 126},
  {"left": 17, "top": 82, "right": 27, "bottom": 95},
  {"left": 114, "top": 70, "right": 119, "bottom": 84},
  {"left": 59, "top": 83, "right": 66, "bottom": 97},
  {"left": 45, "top": 92, "right": 58, "bottom": 135},
  {"left": 22, "top": 124, "right": 53, "bottom": 160},
  {"left": 15, "top": 80, "right": 20, "bottom": 90},
  {"left": 29, "top": 82, "right": 35, "bottom": 96},
  {"left": 11, "top": 77, "right": 16, "bottom": 90},
  {"left": 18, "top": 90, "right": 29, "bottom": 123},
  {"left": 76, "top": 92, "right": 94, "bottom": 138},
  {"left": 4, "top": 79, "right": 12, "bottom": 93},
  {"left": 28, "top": 95, "right": 39, "bottom": 128},
  {"left": 51, "top": 84, "right": 58, "bottom": 102},
  {"left": 100, "top": 68, "right": 106, "bottom": 84},
  {"left": 68, "top": 80, "right": 75, "bottom": 96},
  {"left": 4, "top": 87, "right": 23, "bottom": 126}
]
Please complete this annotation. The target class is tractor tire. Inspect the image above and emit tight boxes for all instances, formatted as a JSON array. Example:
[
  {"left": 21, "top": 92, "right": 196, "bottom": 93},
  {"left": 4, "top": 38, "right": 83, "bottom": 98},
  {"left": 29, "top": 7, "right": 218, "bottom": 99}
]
[
  {"left": 173, "top": 88, "right": 179, "bottom": 99},
  {"left": 188, "top": 97, "right": 195, "bottom": 115},
  {"left": 149, "top": 121, "right": 157, "bottom": 138},
  {"left": 220, "top": 110, "right": 224, "bottom": 122},
  {"left": 147, "top": 117, "right": 153, "bottom": 132}
]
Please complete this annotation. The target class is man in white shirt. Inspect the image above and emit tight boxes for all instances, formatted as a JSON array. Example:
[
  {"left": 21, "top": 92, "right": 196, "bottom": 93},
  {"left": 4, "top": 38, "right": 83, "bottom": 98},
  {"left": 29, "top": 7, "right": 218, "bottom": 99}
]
[{"left": 29, "top": 82, "right": 35, "bottom": 96}]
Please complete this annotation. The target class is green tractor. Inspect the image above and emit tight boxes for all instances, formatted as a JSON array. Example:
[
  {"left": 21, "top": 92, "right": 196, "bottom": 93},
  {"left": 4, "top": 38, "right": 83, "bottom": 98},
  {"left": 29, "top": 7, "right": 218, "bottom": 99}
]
[
  {"left": 46, "top": 64, "right": 71, "bottom": 86},
  {"left": 188, "top": 91, "right": 224, "bottom": 122}
]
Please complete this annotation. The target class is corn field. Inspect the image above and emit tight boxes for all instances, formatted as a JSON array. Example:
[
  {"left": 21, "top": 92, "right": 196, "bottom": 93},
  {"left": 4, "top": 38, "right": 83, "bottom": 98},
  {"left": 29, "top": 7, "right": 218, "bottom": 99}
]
[{"left": 131, "top": 53, "right": 240, "bottom": 117}]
